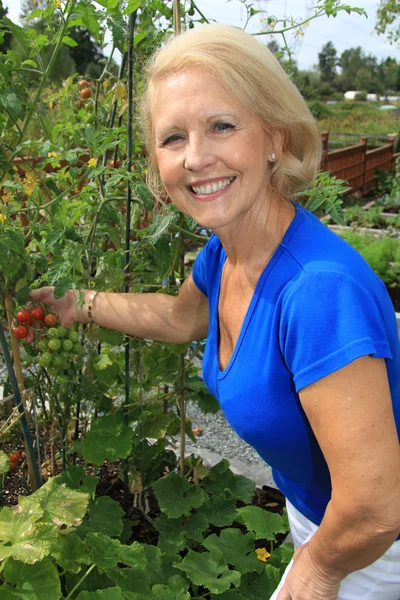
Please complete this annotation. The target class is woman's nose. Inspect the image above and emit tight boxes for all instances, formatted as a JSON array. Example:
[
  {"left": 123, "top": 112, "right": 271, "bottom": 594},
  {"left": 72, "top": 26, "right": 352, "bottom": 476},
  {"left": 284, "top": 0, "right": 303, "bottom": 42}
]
[{"left": 183, "top": 135, "right": 216, "bottom": 172}]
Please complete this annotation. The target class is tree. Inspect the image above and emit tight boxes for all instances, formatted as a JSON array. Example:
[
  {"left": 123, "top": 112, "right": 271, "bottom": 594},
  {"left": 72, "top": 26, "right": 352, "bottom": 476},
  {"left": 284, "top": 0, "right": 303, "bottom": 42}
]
[
  {"left": 0, "top": 1, "right": 12, "bottom": 53},
  {"left": 375, "top": 0, "right": 400, "bottom": 44},
  {"left": 379, "top": 56, "right": 400, "bottom": 92},
  {"left": 318, "top": 41, "right": 338, "bottom": 83}
]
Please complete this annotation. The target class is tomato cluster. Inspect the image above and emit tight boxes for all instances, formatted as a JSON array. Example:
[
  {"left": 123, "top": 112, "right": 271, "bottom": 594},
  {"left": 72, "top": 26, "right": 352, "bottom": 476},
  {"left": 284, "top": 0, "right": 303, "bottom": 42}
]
[
  {"left": 13, "top": 306, "right": 55, "bottom": 340},
  {"left": 78, "top": 78, "right": 92, "bottom": 99},
  {"left": 36, "top": 326, "right": 84, "bottom": 384},
  {"left": 13, "top": 305, "right": 84, "bottom": 387}
]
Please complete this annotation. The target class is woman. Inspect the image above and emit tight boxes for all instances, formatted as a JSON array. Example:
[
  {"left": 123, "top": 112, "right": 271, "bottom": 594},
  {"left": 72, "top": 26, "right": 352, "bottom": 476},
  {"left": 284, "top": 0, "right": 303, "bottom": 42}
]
[{"left": 31, "top": 24, "right": 400, "bottom": 599}]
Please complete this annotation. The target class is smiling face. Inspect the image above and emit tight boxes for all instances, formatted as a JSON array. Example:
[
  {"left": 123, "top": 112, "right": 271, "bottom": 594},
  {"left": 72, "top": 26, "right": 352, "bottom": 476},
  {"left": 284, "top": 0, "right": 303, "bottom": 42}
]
[{"left": 152, "top": 69, "right": 282, "bottom": 232}]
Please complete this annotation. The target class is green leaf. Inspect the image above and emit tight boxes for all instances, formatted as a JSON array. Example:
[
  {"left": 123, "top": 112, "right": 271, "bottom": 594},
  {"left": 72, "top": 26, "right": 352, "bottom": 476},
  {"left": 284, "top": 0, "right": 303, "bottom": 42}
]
[
  {"left": 86, "top": 533, "right": 122, "bottom": 569},
  {"left": 152, "top": 472, "right": 207, "bottom": 519},
  {"left": 154, "top": 514, "right": 186, "bottom": 554},
  {"left": 84, "top": 497, "right": 124, "bottom": 537},
  {"left": 95, "top": 0, "right": 120, "bottom": 8},
  {"left": 50, "top": 531, "right": 90, "bottom": 573},
  {"left": 236, "top": 506, "right": 288, "bottom": 541},
  {"left": 77, "top": 589, "right": 124, "bottom": 600},
  {"left": 54, "top": 277, "right": 73, "bottom": 299},
  {"left": 0, "top": 88, "right": 23, "bottom": 119},
  {"left": 211, "top": 592, "right": 247, "bottom": 600},
  {"left": 0, "top": 451, "right": 9, "bottom": 475},
  {"left": 94, "top": 353, "right": 113, "bottom": 370},
  {"left": 118, "top": 542, "right": 147, "bottom": 569},
  {"left": 239, "top": 565, "right": 281, "bottom": 600},
  {"left": 203, "top": 460, "right": 256, "bottom": 503},
  {"left": 62, "top": 35, "right": 78, "bottom": 47},
  {"left": 197, "top": 490, "right": 237, "bottom": 527},
  {"left": 55, "top": 465, "right": 97, "bottom": 497},
  {"left": 0, "top": 558, "right": 61, "bottom": 600},
  {"left": 21, "top": 60, "right": 38, "bottom": 68},
  {"left": 82, "top": 414, "right": 134, "bottom": 465},
  {"left": 182, "top": 513, "right": 209, "bottom": 543},
  {"left": 107, "top": 566, "right": 152, "bottom": 599},
  {"left": 174, "top": 548, "right": 241, "bottom": 594},
  {"left": 268, "top": 543, "right": 294, "bottom": 577},
  {"left": 122, "top": 0, "right": 142, "bottom": 14},
  {"left": 21, "top": 477, "right": 89, "bottom": 527},
  {"left": 203, "top": 528, "right": 263, "bottom": 574},
  {"left": 0, "top": 508, "right": 57, "bottom": 564},
  {"left": 151, "top": 581, "right": 190, "bottom": 600}
]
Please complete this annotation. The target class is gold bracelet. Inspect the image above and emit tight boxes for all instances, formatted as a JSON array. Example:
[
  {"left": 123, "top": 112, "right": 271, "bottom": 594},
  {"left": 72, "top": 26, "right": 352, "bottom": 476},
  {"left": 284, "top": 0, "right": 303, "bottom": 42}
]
[{"left": 87, "top": 291, "right": 99, "bottom": 329}]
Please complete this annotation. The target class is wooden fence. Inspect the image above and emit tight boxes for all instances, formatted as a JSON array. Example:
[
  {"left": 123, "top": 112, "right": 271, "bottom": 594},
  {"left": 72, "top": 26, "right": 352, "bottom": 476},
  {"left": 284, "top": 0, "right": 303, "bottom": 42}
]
[{"left": 320, "top": 131, "right": 400, "bottom": 196}]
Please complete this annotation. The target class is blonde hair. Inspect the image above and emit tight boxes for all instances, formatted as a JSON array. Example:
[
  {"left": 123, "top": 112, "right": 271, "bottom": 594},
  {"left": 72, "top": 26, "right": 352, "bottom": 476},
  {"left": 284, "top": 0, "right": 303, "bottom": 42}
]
[{"left": 139, "top": 23, "right": 321, "bottom": 204}]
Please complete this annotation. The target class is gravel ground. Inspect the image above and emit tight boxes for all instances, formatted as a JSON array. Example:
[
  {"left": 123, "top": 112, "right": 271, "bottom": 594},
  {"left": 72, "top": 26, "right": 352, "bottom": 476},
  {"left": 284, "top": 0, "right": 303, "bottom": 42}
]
[{"left": 185, "top": 398, "right": 267, "bottom": 468}]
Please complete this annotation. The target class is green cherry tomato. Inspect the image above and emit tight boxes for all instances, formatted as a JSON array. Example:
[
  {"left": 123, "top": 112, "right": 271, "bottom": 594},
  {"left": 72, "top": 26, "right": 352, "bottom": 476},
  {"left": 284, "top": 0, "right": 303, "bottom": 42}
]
[
  {"left": 48, "top": 366, "right": 60, "bottom": 377},
  {"left": 57, "top": 326, "right": 67, "bottom": 338},
  {"left": 59, "top": 351, "right": 70, "bottom": 362},
  {"left": 52, "top": 354, "right": 64, "bottom": 367},
  {"left": 68, "top": 331, "right": 79, "bottom": 343},
  {"left": 62, "top": 339, "right": 73, "bottom": 352},
  {"left": 37, "top": 339, "right": 48, "bottom": 352},
  {"left": 73, "top": 342, "right": 84, "bottom": 355},
  {"left": 57, "top": 374, "right": 68, "bottom": 385},
  {"left": 48, "top": 338, "right": 62, "bottom": 351},
  {"left": 39, "top": 352, "right": 53, "bottom": 368},
  {"left": 47, "top": 327, "right": 60, "bottom": 339}
]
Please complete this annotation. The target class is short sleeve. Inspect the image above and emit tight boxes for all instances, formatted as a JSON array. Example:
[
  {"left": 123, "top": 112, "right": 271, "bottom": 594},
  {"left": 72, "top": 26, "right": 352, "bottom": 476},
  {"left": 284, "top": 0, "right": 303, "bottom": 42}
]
[
  {"left": 192, "top": 234, "right": 219, "bottom": 297},
  {"left": 279, "top": 271, "right": 392, "bottom": 392}
]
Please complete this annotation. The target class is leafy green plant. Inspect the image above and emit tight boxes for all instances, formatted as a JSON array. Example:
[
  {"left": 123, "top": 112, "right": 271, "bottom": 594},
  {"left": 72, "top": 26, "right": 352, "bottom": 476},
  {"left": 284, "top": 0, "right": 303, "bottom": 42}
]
[{"left": 0, "top": 460, "right": 293, "bottom": 599}]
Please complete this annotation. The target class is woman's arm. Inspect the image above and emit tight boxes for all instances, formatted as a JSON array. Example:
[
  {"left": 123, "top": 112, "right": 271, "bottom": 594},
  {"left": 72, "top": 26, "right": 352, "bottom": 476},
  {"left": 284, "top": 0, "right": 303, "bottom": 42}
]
[
  {"left": 277, "top": 355, "right": 400, "bottom": 599},
  {"left": 30, "top": 273, "right": 209, "bottom": 344}
]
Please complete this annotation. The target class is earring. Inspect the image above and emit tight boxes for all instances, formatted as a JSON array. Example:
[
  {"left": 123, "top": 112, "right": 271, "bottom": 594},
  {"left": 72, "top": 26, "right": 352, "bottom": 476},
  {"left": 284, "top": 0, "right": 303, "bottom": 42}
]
[{"left": 269, "top": 152, "right": 277, "bottom": 161}]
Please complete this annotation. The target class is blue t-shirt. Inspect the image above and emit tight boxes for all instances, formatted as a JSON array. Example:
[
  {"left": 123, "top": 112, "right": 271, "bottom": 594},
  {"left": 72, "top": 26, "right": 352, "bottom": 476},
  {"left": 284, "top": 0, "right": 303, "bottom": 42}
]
[{"left": 192, "top": 202, "right": 400, "bottom": 526}]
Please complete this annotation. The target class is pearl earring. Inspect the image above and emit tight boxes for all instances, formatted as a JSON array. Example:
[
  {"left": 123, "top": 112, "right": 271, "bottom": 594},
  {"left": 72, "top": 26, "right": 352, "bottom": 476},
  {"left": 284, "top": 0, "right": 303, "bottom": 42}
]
[{"left": 269, "top": 152, "right": 277, "bottom": 161}]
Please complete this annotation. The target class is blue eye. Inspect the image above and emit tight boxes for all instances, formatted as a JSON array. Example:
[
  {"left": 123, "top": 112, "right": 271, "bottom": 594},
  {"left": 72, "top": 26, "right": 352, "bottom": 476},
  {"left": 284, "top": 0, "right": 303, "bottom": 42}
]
[
  {"left": 163, "top": 133, "right": 183, "bottom": 145},
  {"left": 214, "top": 122, "right": 234, "bottom": 132}
]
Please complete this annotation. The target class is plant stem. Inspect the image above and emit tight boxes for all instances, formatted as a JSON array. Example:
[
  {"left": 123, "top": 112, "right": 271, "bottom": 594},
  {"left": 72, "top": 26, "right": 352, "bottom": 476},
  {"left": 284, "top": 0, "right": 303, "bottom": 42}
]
[
  {"left": 16, "top": 0, "right": 77, "bottom": 149},
  {"left": 65, "top": 564, "right": 95, "bottom": 599}
]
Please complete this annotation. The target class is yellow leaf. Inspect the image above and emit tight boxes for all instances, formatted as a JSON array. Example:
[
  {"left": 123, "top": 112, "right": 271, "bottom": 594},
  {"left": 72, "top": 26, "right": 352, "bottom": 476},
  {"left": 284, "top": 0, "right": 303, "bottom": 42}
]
[
  {"left": 114, "top": 82, "right": 127, "bottom": 100},
  {"left": 255, "top": 548, "right": 270, "bottom": 563}
]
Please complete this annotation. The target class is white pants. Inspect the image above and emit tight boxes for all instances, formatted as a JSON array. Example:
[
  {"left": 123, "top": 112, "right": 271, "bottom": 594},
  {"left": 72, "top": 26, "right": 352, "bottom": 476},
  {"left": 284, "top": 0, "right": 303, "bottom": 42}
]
[{"left": 270, "top": 501, "right": 400, "bottom": 600}]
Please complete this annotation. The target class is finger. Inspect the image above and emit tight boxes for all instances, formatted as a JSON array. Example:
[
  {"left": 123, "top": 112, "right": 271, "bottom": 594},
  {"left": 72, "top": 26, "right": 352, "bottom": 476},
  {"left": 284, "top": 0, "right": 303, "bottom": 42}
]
[
  {"left": 26, "top": 329, "right": 35, "bottom": 344},
  {"left": 29, "top": 287, "right": 54, "bottom": 304}
]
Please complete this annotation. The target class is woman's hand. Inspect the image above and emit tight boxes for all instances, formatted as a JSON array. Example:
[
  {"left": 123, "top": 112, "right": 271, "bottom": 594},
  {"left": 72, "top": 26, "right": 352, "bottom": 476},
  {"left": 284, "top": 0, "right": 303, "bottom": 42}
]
[
  {"left": 277, "top": 543, "right": 340, "bottom": 600},
  {"left": 30, "top": 287, "right": 81, "bottom": 327}
]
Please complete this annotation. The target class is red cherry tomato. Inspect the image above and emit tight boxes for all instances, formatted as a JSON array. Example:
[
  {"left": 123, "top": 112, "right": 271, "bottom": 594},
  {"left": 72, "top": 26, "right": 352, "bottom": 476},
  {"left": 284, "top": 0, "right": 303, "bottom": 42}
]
[
  {"left": 8, "top": 450, "right": 21, "bottom": 463},
  {"left": 17, "top": 309, "right": 31, "bottom": 323},
  {"left": 31, "top": 307, "right": 45, "bottom": 321},
  {"left": 44, "top": 313, "right": 58, "bottom": 327},
  {"left": 78, "top": 79, "right": 90, "bottom": 89},
  {"left": 110, "top": 160, "right": 120, "bottom": 169},
  {"left": 9, "top": 461, "right": 18, "bottom": 470},
  {"left": 80, "top": 88, "right": 91, "bottom": 99},
  {"left": 14, "top": 325, "right": 28, "bottom": 339}
]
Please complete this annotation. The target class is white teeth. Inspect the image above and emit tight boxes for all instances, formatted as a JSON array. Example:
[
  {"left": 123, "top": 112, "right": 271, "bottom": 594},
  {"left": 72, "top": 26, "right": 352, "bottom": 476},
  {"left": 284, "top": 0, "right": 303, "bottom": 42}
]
[{"left": 192, "top": 177, "right": 234, "bottom": 195}]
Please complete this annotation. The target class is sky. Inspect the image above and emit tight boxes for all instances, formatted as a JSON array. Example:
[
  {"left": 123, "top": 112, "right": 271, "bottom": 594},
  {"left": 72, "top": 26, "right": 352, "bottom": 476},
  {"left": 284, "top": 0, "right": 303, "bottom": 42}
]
[{"left": 4, "top": 0, "right": 400, "bottom": 70}]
